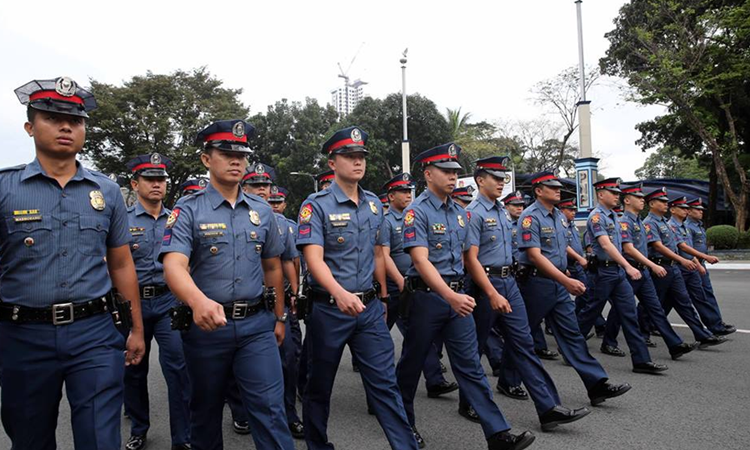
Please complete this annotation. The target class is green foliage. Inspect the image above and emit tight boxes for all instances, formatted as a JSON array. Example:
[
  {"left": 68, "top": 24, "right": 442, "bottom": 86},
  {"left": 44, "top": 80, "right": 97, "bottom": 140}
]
[
  {"left": 706, "top": 225, "right": 739, "bottom": 249},
  {"left": 635, "top": 146, "right": 709, "bottom": 180},
  {"left": 738, "top": 230, "right": 750, "bottom": 249}
]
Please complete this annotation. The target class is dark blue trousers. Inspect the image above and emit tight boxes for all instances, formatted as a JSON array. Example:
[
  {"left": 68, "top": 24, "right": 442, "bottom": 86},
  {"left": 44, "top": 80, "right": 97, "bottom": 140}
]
[
  {"left": 578, "top": 266, "right": 651, "bottom": 365},
  {"left": 472, "top": 277, "right": 560, "bottom": 415},
  {"left": 681, "top": 267, "right": 724, "bottom": 333},
  {"left": 700, "top": 268, "right": 726, "bottom": 332},
  {"left": 603, "top": 270, "right": 683, "bottom": 349},
  {"left": 280, "top": 307, "right": 302, "bottom": 424},
  {"left": 304, "top": 299, "right": 417, "bottom": 450},
  {"left": 123, "top": 292, "right": 190, "bottom": 445},
  {"left": 572, "top": 265, "right": 607, "bottom": 331},
  {"left": 518, "top": 276, "right": 608, "bottom": 391},
  {"left": 397, "top": 290, "right": 511, "bottom": 438},
  {"left": 651, "top": 266, "right": 713, "bottom": 341},
  {"left": 0, "top": 313, "right": 125, "bottom": 450},
  {"left": 182, "top": 309, "right": 294, "bottom": 450}
]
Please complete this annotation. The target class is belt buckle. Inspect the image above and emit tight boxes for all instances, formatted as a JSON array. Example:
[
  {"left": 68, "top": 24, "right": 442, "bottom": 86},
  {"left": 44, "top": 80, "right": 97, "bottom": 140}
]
[
  {"left": 501, "top": 266, "right": 510, "bottom": 278},
  {"left": 448, "top": 281, "right": 460, "bottom": 292},
  {"left": 52, "top": 303, "right": 74, "bottom": 325},
  {"left": 353, "top": 292, "right": 364, "bottom": 301},
  {"left": 232, "top": 302, "right": 248, "bottom": 319},
  {"left": 142, "top": 286, "right": 155, "bottom": 299}
]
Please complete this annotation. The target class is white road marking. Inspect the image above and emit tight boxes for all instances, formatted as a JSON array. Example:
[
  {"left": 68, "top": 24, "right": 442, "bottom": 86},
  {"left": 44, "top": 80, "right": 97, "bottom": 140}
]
[{"left": 670, "top": 323, "right": 750, "bottom": 334}]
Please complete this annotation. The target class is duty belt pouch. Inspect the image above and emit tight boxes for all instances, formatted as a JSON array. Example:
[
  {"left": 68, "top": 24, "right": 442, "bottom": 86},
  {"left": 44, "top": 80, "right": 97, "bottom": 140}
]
[
  {"left": 516, "top": 266, "right": 530, "bottom": 281},
  {"left": 264, "top": 287, "right": 277, "bottom": 311},
  {"left": 108, "top": 290, "right": 133, "bottom": 330},
  {"left": 399, "top": 279, "right": 414, "bottom": 320},
  {"left": 586, "top": 254, "right": 598, "bottom": 273},
  {"left": 296, "top": 281, "right": 311, "bottom": 321},
  {"left": 170, "top": 304, "right": 192, "bottom": 331}
]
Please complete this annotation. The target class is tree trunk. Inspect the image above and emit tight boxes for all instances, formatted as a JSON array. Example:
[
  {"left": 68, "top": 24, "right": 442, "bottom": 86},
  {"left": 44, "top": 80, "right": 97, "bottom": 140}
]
[{"left": 708, "top": 159, "right": 717, "bottom": 227}]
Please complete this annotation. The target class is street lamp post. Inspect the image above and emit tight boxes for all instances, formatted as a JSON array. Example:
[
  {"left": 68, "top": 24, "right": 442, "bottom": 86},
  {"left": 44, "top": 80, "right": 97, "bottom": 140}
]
[
  {"left": 400, "top": 49, "right": 411, "bottom": 175},
  {"left": 290, "top": 171, "right": 318, "bottom": 192}
]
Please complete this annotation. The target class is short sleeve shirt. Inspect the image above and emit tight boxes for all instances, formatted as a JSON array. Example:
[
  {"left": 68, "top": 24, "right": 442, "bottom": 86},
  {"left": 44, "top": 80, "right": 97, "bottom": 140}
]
[
  {"left": 377, "top": 208, "right": 411, "bottom": 275},
  {"left": 587, "top": 205, "right": 623, "bottom": 261},
  {"left": 127, "top": 201, "right": 170, "bottom": 286},
  {"left": 465, "top": 193, "right": 513, "bottom": 267},
  {"left": 643, "top": 213, "right": 679, "bottom": 258},
  {"left": 685, "top": 218, "right": 707, "bottom": 253},
  {"left": 516, "top": 200, "right": 569, "bottom": 272},
  {"left": 668, "top": 217, "right": 692, "bottom": 259},
  {"left": 620, "top": 211, "right": 650, "bottom": 257}
]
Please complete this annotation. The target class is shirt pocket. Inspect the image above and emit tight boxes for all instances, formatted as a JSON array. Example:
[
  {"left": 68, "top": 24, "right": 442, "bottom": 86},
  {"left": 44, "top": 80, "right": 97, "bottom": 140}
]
[
  {"left": 246, "top": 228, "right": 266, "bottom": 261},
  {"left": 4, "top": 216, "right": 53, "bottom": 259},
  {"left": 428, "top": 233, "right": 449, "bottom": 253},
  {"left": 79, "top": 215, "right": 110, "bottom": 256},
  {"left": 325, "top": 228, "right": 355, "bottom": 248},
  {"left": 198, "top": 231, "right": 230, "bottom": 262},
  {"left": 129, "top": 232, "right": 151, "bottom": 261},
  {"left": 540, "top": 230, "right": 557, "bottom": 248}
]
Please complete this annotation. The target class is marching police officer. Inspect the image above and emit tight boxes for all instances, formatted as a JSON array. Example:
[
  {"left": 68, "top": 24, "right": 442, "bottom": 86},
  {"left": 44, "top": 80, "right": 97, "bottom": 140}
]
[
  {"left": 576, "top": 179, "right": 668, "bottom": 374},
  {"left": 160, "top": 119, "right": 294, "bottom": 450},
  {"left": 451, "top": 185, "right": 474, "bottom": 208},
  {"left": 515, "top": 172, "right": 631, "bottom": 406},
  {"left": 642, "top": 188, "right": 726, "bottom": 348},
  {"left": 465, "top": 156, "right": 590, "bottom": 431},
  {"left": 398, "top": 144, "right": 535, "bottom": 450},
  {"left": 316, "top": 170, "right": 335, "bottom": 191},
  {"left": 296, "top": 126, "right": 418, "bottom": 450},
  {"left": 379, "top": 192, "right": 390, "bottom": 213},
  {"left": 0, "top": 77, "right": 145, "bottom": 449},
  {"left": 124, "top": 153, "right": 191, "bottom": 450},
  {"left": 179, "top": 177, "right": 208, "bottom": 197},
  {"left": 599, "top": 183, "right": 696, "bottom": 360},
  {"left": 685, "top": 199, "right": 735, "bottom": 335}
]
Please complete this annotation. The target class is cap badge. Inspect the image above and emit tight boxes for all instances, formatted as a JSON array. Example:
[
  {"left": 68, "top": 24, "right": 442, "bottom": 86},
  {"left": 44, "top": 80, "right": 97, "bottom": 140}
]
[
  {"left": 448, "top": 144, "right": 457, "bottom": 157},
  {"left": 232, "top": 121, "right": 245, "bottom": 138},
  {"left": 351, "top": 128, "right": 362, "bottom": 142},
  {"left": 55, "top": 77, "right": 77, "bottom": 97},
  {"left": 150, "top": 153, "right": 162, "bottom": 165},
  {"left": 255, "top": 164, "right": 265, "bottom": 175},
  {"left": 271, "top": 185, "right": 279, "bottom": 195},
  {"left": 403, "top": 173, "right": 411, "bottom": 182},
  {"left": 198, "top": 178, "right": 208, "bottom": 188}
]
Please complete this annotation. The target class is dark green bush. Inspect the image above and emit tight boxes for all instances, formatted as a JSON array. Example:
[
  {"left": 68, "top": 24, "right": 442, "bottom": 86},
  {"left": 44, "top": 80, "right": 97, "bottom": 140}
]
[
  {"left": 706, "top": 225, "right": 739, "bottom": 250},
  {"left": 738, "top": 230, "right": 750, "bottom": 250}
]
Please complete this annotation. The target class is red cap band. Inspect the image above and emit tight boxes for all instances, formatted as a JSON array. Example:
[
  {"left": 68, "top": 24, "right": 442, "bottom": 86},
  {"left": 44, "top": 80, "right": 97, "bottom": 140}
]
[
  {"left": 422, "top": 153, "right": 456, "bottom": 163},
  {"left": 532, "top": 174, "right": 556, "bottom": 184},
  {"left": 132, "top": 163, "right": 167, "bottom": 173},
  {"left": 205, "top": 132, "right": 247, "bottom": 143},
  {"left": 329, "top": 138, "right": 364, "bottom": 153},
  {"left": 387, "top": 180, "right": 411, "bottom": 189},
  {"left": 29, "top": 90, "right": 84, "bottom": 105},
  {"left": 596, "top": 182, "right": 618, "bottom": 189},
  {"left": 182, "top": 185, "right": 201, "bottom": 192},
  {"left": 478, "top": 163, "right": 508, "bottom": 170}
]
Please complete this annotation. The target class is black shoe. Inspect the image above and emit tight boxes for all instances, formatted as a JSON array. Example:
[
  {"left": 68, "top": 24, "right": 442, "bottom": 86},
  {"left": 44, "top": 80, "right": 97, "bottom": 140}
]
[
  {"left": 487, "top": 430, "right": 536, "bottom": 450},
  {"left": 650, "top": 329, "right": 662, "bottom": 337},
  {"left": 367, "top": 405, "right": 375, "bottom": 415},
  {"left": 698, "top": 335, "right": 728, "bottom": 349},
  {"left": 427, "top": 380, "right": 459, "bottom": 398},
  {"left": 171, "top": 445, "right": 191, "bottom": 450},
  {"left": 632, "top": 362, "right": 668, "bottom": 374},
  {"left": 595, "top": 326, "right": 605, "bottom": 338},
  {"left": 585, "top": 330, "right": 595, "bottom": 340},
  {"left": 458, "top": 404, "right": 481, "bottom": 423},
  {"left": 497, "top": 384, "right": 529, "bottom": 401},
  {"left": 440, "top": 361, "right": 448, "bottom": 373},
  {"left": 588, "top": 381, "right": 632, "bottom": 406},
  {"left": 233, "top": 420, "right": 251, "bottom": 435},
  {"left": 288, "top": 421, "right": 304, "bottom": 439},
  {"left": 644, "top": 337, "right": 657, "bottom": 348},
  {"left": 412, "top": 426, "right": 426, "bottom": 449},
  {"left": 539, "top": 405, "right": 591, "bottom": 431},
  {"left": 534, "top": 348, "right": 559, "bottom": 360},
  {"left": 126, "top": 435, "right": 147, "bottom": 450},
  {"left": 669, "top": 342, "right": 697, "bottom": 360},
  {"left": 600, "top": 345, "right": 626, "bottom": 357},
  {"left": 352, "top": 363, "right": 360, "bottom": 372},
  {"left": 492, "top": 367, "right": 502, "bottom": 377},
  {"left": 714, "top": 324, "right": 737, "bottom": 336}
]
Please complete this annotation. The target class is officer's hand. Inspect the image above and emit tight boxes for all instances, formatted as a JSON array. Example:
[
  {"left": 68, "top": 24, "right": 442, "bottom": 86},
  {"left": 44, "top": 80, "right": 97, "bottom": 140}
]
[
  {"left": 579, "top": 259, "right": 588, "bottom": 269},
  {"left": 705, "top": 255, "right": 719, "bottom": 264},
  {"left": 125, "top": 329, "right": 146, "bottom": 366},
  {"left": 681, "top": 258, "right": 698, "bottom": 271},
  {"left": 564, "top": 278, "right": 586, "bottom": 296},
  {"left": 697, "top": 264, "right": 707, "bottom": 275},
  {"left": 626, "top": 266, "right": 642, "bottom": 280},
  {"left": 334, "top": 290, "right": 366, "bottom": 316},
  {"left": 193, "top": 298, "right": 227, "bottom": 331},
  {"left": 652, "top": 265, "right": 668, "bottom": 278},
  {"left": 274, "top": 321, "right": 286, "bottom": 346},
  {"left": 489, "top": 292, "right": 512, "bottom": 314},
  {"left": 447, "top": 292, "right": 476, "bottom": 317}
]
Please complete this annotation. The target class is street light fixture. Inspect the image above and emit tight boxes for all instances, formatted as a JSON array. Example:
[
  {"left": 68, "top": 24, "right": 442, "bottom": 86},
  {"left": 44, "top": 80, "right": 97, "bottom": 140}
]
[
  {"left": 400, "top": 48, "right": 410, "bottom": 175},
  {"left": 290, "top": 171, "right": 318, "bottom": 192}
]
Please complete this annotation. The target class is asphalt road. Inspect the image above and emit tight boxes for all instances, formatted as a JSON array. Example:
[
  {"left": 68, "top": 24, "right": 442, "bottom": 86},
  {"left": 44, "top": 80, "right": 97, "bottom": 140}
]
[{"left": 2, "top": 270, "right": 747, "bottom": 449}]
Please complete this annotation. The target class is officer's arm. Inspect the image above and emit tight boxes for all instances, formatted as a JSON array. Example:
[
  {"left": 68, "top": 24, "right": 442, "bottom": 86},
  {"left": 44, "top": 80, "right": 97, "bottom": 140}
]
[
  {"left": 596, "top": 235, "right": 635, "bottom": 270},
  {"left": 526, "top": 247, "right": 570, "bottom": 284},
  {"left": 282, "top": 259, "right": 299, "bottom": 294},
  {"left": 374, "top": 245, "right": 388, "bottom": 298},
  {"left": 382, "top": 246, "right": 404, "bottom": 291},
  {"left": 677, "top": 242, "right": 711, "bottom": 262},
  {"left": 409, "top": 247, "right": 460, "bottom": 300},
  {"left": 163, "top": 252, "right": 212, "bottom": 308},
  {"left": 566, "top": 246, "right": 586, "bottom": 265},
  {"left": 106, "top": 245, "right": 143, "bottom": 335},
  {"left": 262, "top": 257, "right": 286, "bottom": 321},
  {"left": 651, "top": 240, "right": 689, "bottom": 262},
  {"left": 464, "top": 246, "right": 501, "bottom": 299},
  {"left": 623, "top": 242, "right": 658, "bottom": 269}
]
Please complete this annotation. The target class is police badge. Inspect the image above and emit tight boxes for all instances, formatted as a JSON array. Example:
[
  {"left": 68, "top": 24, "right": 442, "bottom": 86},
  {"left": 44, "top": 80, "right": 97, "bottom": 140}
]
[
  {"left": 249, "top": 210, "right": 261, "bottom": 226},
  {"left": 255, "top": 164, "right": 265, "bottom": 175},
  {"left": 89, "top": 190, "right": 106, "bottom": 211},
  {"left": 233, "top": 121, "right": 245, "bottom": 138},
  {"left": 369, "top": 201, "right": 379, "bottom": 215},
  {"left": 198, "top": 178, "right": 208, "bottom": 188},
  {"left": 150, "top": 153, "right": 162, "bottom": 165},
  {"left": 448, "top": 144, "right": 457, "bottom": 157},
  {"left": 457, "top": 215, "right": 465, "bottom": 227},
  {"left": 55, "top": 76, "right": 77, "bottom": 97},
  {"left": 351, "top": 128, "right": 362, "bottom": 142}
]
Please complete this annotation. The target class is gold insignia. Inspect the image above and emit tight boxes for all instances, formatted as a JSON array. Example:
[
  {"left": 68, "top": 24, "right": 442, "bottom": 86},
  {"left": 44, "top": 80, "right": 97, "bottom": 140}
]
[
  {"left": 24, "top": 237, "right": 34, "bottom": 247},
  {"left": 89, "top": 190, "right": 105, "bottom": 211},
  {"left": 250, "top": 231, "right": 258, "bottom": 239},
  {"left": 337, "top": 236, "right": 345, "bottom": 244},
  {"left": 591, "top": 214, "right": 601, "bottom": 224},
  {"left": 491, "top": 236, "right": 497, "bottom": 241},
  {"left": 620, "top": 223, "right": 628, "bottom": 231},
  {"left": 436, "top": 243, "right": 443, "bottom": 249},
  {"left": 209, "top": 246, "right": 219, "bottom": 255},
  {"left": 199, "top": 223, "right": 227, "bottom": 230},
  {"left": 255, "top": 244, "right": 262, "bottom": 253},
  {"left": 132, "top": 243, "right": 140, "bottom": 250},
  {"left": 457, "top": 215, "right": 465, "bottom": 227},
  {"left": 369, "top": 201, "right": 378, "bottom": 215},
  {"left": 13, "top": 209, "right": 42, "bottom": 222},
  {"left": 249, "top": 210, "right": 261, "bottom": 226}
]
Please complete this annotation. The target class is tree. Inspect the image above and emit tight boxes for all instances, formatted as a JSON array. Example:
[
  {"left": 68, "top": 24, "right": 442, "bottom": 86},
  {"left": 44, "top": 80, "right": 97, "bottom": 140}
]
[
  {"left": 601, "top": 0, "right": 750, "bottom": 229},
  {"left": 495, "top": 119, "right": 579, "bottom": 177},
  {"left": 85, "top": 67, "right": 249, "bottom": 206},
  {"left": 634, "top": 146, "right": 710, "bottom": 180}
]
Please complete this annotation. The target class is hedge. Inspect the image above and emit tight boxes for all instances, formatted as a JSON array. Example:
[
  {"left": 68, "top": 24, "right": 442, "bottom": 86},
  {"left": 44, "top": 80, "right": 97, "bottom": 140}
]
[{"left": 706, "top": 225, "right": 740, "bottom": 250}]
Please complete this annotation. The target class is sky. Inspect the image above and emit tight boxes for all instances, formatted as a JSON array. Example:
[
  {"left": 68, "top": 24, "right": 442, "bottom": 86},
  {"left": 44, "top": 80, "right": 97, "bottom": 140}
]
[{"left": 0, "top": 0, "right": 664, "bottom": 179}]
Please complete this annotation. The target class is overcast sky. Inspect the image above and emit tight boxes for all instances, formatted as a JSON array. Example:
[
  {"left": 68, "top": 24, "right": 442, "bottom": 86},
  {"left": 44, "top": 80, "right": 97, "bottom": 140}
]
[{"left": 0, "top": 0, "right": 663, "bottom": 179}]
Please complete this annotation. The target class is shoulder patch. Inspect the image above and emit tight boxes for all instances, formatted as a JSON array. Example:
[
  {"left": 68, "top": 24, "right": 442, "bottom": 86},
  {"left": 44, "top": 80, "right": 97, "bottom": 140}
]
[
  {"left": 591, "top": 214, "right": 600, "bottom": 224},
  {"left": 166, "top": 208, "right": 181, "bottom": 229},
  {"left": 299, "top": 203, "right": 313, "bottom": 224},
  {"left": 620, "top": 222, "right": 628, "bottom": 231},
  {"left": 404, "top": 209, "right": 415, "bottom": 227},
  {"left": 521, "top": 216, "right": 532, "bottom": 229}
]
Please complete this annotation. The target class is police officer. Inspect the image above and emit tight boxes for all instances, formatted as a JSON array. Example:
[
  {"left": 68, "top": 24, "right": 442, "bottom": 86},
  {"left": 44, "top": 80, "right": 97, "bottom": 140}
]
[
  {"left": 398, "top": 144, "right": 535, "bottom": 450},
  {"left": 685, "top": 198, "right": 735, "bottom": 335},
  {"left": 465, "top": 156, "right": 590, "bottom": 431},
  {"left": 668, "top": 197, "right": 728, "bottom": 335},
  {"left": 451, "top": 185, "right": 475, "bottom": 209},
  {"left": 242, "top": 164, "right": 304, "bottom": 439},
  {"left": 0, "top": 77, "right": 145, "bottom": 449},
  {"left": 379, "top": 192, "right": 390, "bottom": 213},
  {"left": 123, "top": 153, "right": 191, "bottom": 450},
  {"left": 600, "top": 183, "right": 696, "bottom": 360},
  {"left": 642, "top": 188, "right": 727, "bottom": 348},
  {"left": 160, "top": 119, "right": 294, "bottom": 450},
  {"left": 516, "top": 172, "right": 631, "bottom": 406},
  {"left": 180, "top": 177, "right": 208, "bottom": 197},
  {"left": 296, "top": 126, "right": 418, "bottom": 450},
  {"left": 316, "top": 169, "right": 335, "bottom": 191},
  {"left": 576, "top": 178, "right": 668, "bottom": 374}
]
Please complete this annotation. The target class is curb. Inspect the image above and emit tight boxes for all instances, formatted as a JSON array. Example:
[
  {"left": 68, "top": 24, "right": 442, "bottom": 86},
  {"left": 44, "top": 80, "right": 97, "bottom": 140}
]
[{"left": 707, "top": 264, "right": 750, "bottom": 271}]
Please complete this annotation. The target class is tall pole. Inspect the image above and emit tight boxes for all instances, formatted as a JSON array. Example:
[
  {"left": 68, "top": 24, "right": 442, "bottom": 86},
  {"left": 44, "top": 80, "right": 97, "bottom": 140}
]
[
  {"left": 400, "top": 51, "right": 411, "bottom": 174},
  {"left": 576, "top": 0, "right": 586, "bottom": 103}
]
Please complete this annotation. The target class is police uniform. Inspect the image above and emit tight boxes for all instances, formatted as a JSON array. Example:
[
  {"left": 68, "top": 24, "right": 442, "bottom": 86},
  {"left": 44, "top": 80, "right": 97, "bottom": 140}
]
[
  {"left": 451, "top": 185, "right": 475, "bottom": 205},
  {"left": 642, "top": 188, "right": 724, "bottom": 346},
  {"left": 0, "top": 77, "right": 130, "bottom": 449},
  {"left": 516, "top": 172, "right": 630, "bottom": 404},
  {"left": 123, "top": 154, "right": 191, "bottom": 449},
  {"left": 398, "top": 144, "right": 535, "bottom": 450},
  {"left": 667, "top": 197, "right": 724, "bottom": 334},
  {"left": 180, "top": 177, "right": 208, "bottom": 197},
  {"left": 466, "top": 157, "right": 589, "bottom": 430},
  {"left": 315, "top": 170, "right": 335, "bottom": 191},
  {"left": 159, "top": 120, "right": 294, "bottom": 450},
  {"left": 685, "top": 198, "right": 735, "bottom": 335},
  {"left": 600, "top": 183, "right": 695, "bottom": 360},
  {"left": 576, "top": 179, "right": 664, "bottom": 373},
  {"left": 296, "top": 127, "right": 418, "bottom": 450}
]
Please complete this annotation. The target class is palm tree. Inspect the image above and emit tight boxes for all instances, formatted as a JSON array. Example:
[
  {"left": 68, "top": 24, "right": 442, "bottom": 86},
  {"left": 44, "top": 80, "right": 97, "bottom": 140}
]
[{"left": 446, "top": 107, "right": 472, "bottom": 142}]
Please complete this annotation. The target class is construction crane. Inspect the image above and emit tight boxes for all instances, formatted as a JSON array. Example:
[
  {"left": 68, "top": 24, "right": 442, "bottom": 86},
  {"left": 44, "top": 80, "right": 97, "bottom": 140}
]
[{"left": 337, "top": 42, "right": 366, "bottom": 116}]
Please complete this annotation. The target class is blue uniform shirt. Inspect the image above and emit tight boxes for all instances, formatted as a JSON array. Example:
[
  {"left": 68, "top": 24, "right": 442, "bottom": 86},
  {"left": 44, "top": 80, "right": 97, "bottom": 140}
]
[
  {"left": 0, "top": 159, "right": 130, "bottom": 307},
  {"left": 465, "top": 193, "right": 513, "bottom": 267},
  {"left": 516, "top": 200, "right": 569, "bottom": 272},
  {"left": 296, "top": 181, "right": 383, "bottom": 293},
  {"left": 685, "top": 217, "right": 708, "bottom": 253},
  {"left": 668, "top": 217, "right": 692, "bottom": 259},
  {"left": 377, "top": 208, "right": 411, "bottom": 275},
  {"left": 620, "top": 211, "right": 650, "bottom": 257},
  {"left": 587, "top": 205, "right": 623, "bottom": 261},
  {"left": 511, "top": 220, "right": 520, "bottom": 260},
  {"left": 402, "top": 189, "right": 468, "bottom": 278},
  {"left": 159, "top": 182, "right": 284, "bottom": 303},
  {"left": 127, "top": 201, "right": 170, "bottom": 286},
  {"left": 275, "top": 212, "right": 298, "bottom": 262},
  {"left": 566, "top": 221, "right": 584, "bottom": 257},
  {"left": 643, "top": 213, "right": 680, "bottom": 258}
]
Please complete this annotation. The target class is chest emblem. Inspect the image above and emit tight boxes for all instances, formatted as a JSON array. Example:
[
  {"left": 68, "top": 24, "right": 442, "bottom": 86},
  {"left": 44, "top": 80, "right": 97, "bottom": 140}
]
[
  {"left": 457, "top": 215, "right": 465, "bottom": 228},
  {"left": 432, "top": 223, "right": 446, "bottom": 234},
  {"left": 166, "top": 208, "right": 181, "bottom": 229},
  {"left": 249, "top": 210, "right": 261, "bottom": 226},
  {"left": 369, "top": 201, "right": 379, "bottom": 215},
  {"left": 89, "top": 190, "right": 106, "bottom": 211}
]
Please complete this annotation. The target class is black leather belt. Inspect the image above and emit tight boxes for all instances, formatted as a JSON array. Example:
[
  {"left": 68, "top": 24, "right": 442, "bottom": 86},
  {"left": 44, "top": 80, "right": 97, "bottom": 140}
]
[
  {"left": 484, "top": 265, "right": 515, "bottom": 278},
  {"left": 309, "top": 289, "right": 378, "bottom": 305},
  {"left": 140, "top": 284, "right": 169, "bottom": 299},
  {"left": 221, "top": 298, "right": 266, "bottom": 320},
  {"left": 649, "top": 257, "right": 675, "bottom": 267},
  {"left": 597, "top": 259, "right": 619, "bottom": 268},
  {"left": 407, "top": 277, "right": 464, "bottom": 292},
  {"left": 0, "top": 297, "right": 109, "bottom": 325},
  {"left": 519, "top": 266, "right": 551, "bottom": 279},
  {"left": 626, "top": 259, "right": 647, "bottom": 271}
]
